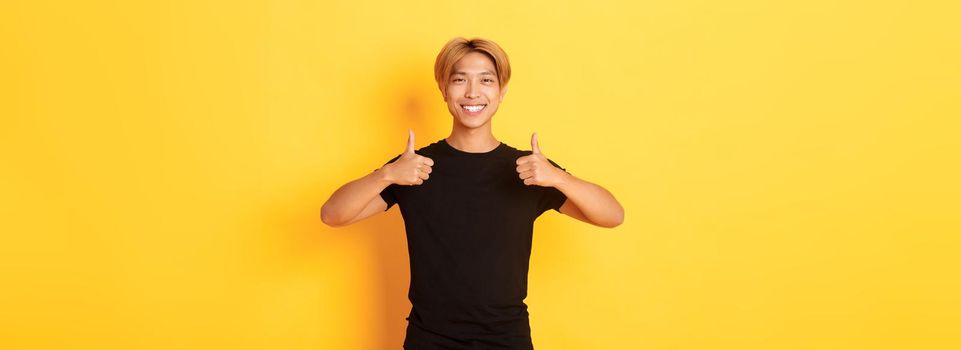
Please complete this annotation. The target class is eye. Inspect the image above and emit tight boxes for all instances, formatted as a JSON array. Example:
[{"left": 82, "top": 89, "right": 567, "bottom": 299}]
[
  {"left": 482, "top": 78, "right": 494, "bottom": 83},
  {"left": 452, "top": 78, "right": 465, "bottom": 83}
]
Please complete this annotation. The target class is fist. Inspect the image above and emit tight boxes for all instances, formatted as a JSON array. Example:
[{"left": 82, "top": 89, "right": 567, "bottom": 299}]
[
  {"left": 515, "top": 132, "right": 565, "bottom": 187},
  {"left": 384, "top": 129, "right": 434, "bottom": 186}
]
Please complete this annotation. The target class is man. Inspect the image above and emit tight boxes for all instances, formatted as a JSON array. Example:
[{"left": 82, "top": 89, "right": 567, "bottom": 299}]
[{"left": 321, "top": 37, "right": 624, "bottom": 349}]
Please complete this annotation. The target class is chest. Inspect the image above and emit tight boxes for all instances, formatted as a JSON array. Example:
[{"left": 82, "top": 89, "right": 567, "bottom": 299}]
[{"left": 395, "top": 157, "right": 538, "bottom": 220}]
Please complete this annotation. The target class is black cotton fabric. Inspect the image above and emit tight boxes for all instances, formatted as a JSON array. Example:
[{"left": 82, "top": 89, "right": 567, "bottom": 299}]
[{"left": 377, "top": 138, "right": 568, "bottom": 349}]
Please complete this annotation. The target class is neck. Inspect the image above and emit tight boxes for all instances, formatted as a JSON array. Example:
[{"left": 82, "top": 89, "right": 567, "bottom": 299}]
[{"left": 446, "top": 124, "right": 499, "bottom": 153}]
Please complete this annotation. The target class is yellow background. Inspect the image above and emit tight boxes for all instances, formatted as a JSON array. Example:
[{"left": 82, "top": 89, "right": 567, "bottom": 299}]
[{"left": 2, "top": 0, "right": 959, "bottom": 349}]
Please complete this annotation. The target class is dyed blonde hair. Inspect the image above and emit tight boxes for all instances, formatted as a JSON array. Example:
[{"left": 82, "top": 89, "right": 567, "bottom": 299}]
[{"left": 434, "top": 37, "right": 511, "bottom": 97}]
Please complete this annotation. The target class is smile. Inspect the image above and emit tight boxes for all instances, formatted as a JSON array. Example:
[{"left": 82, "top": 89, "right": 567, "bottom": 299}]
[{"left": 461, "top": 104, "right": 486, "bottom": 113}]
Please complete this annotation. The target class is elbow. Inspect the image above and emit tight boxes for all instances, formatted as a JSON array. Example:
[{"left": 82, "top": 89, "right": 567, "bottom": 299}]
[
  {"left": 320, "top": 214, "right": 337, "bottom": 227},
  {"left": 320, "top": 205, "right": 346, "bottom": 228},
  {"left": 599, "top": 219, "right": 623, "bottom": 229},
  {"left": 601, "top": 207, "right": 624, "bottom": 228}
]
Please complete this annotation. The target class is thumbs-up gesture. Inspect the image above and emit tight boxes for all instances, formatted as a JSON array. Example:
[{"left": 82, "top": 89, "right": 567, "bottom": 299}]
[
  {"left": 515, "top": 132, "right": 565, "bottom": 187},
  {"left": 384, "top": 129, "right": 434, "bottom": 186}
]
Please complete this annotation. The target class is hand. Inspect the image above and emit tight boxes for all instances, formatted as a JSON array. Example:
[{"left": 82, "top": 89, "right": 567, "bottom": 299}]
[
  {"left": 383, "top": 129, "right": 434, "bottom": 186},
  {"left": 515, "top": 132, "right": 565, "bottom": 187}
]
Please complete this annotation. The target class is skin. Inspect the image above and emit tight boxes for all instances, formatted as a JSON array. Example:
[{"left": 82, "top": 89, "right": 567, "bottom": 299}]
[{"left": 321, "top": 51, "right": 624, "bottom": 228}]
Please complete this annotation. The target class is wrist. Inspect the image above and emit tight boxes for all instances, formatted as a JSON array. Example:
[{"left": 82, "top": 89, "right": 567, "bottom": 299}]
[
  {"left": 553, "top": 170, "right": 574, "bottom": 190},
  {"left": 373, "top": 165, "right": 395, "bottom": 185}
]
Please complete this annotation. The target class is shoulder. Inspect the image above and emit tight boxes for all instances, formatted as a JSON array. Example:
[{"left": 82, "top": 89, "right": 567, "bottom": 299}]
[
  {"left": 501, "top": 143, "right": 566, "bottom": 170},
  {"left": 499, "top": 142, "right": 528, "bottom": 158},
  {"left": 415, "top": 139, "right": 445, "bottom": 157}
]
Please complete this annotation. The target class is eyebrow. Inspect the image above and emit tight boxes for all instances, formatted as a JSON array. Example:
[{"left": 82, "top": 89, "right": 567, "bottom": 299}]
[{"left": 451, "top": 70, "right": 496, "bottom": 76}]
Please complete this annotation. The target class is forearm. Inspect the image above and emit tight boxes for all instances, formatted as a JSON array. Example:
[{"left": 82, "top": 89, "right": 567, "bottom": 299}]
[
  {"left": 321, "top": 168, "right": 393, "bottom": 225},
  {"left": 554, "top": 172, "right": 624, "bottom": 227}
]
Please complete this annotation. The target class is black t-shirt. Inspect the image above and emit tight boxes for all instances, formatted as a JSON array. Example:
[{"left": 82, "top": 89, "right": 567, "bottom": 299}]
[{"left": 378, "top": 138, "right": 568, "bottom": 349}]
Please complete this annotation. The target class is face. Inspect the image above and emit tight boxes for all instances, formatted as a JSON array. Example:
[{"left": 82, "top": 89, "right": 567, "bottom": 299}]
[{"left": 443, "top": 51, "right": 508, "bottom": 130}]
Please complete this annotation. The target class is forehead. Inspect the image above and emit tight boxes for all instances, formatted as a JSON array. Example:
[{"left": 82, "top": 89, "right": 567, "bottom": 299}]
[{"left": 451, "top": 51, "right": 496, "bottom": 74}]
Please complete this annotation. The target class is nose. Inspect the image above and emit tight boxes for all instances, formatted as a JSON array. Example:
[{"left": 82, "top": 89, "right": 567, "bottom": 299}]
[{"left": 465, "top": 79, "right": 480, "bottom": 98}]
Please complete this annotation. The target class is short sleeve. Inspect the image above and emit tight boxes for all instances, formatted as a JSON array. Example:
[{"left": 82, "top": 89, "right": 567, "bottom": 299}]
[
  {"left": 376, "top": 154, "right": 402, "bottom": 211},
  {"left": 537, "top": 158, "right": 570, "bottom": 215}
]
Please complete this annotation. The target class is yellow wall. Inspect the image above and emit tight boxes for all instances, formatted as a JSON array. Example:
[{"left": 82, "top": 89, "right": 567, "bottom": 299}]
[{"left": 2, "top": 1, "right": 958, "bottom": 349}]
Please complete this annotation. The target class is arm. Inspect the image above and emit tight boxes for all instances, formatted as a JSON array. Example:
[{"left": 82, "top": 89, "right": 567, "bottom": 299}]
[
  {"left": 321, "top": 129, "right": 434, "bottom": 228},
  {"left": 554, "top": 172, "right": 624, "bottom": 228},
  {"left": 516, "top": 132, "right": 624, "bottom": 228},
  {"left": 320, "top": 168, "right": 393, "bottom": 227}
]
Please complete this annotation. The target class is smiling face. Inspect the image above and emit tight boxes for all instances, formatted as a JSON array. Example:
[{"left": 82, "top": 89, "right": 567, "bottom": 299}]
[{"left": 443, "top": 51, "right": 508, "bottom": 130}]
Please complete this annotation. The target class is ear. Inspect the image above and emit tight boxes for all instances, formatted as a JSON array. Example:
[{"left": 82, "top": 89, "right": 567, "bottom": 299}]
[{"left": 499, "top": 85, "right": 509, "bottom": 102}]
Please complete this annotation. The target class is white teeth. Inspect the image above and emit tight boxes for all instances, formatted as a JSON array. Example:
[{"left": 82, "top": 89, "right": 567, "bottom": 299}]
[{"left": 462, "top": 105, "right": 486, "bottom": 112}]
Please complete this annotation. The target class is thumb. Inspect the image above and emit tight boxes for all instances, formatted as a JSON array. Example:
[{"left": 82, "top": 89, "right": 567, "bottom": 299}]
[
  {"left": 405, "top": 128, "right": 415, "bottom": 154},
  {"left": 531, "top": 132, "right": 541, "bottom": 154}
]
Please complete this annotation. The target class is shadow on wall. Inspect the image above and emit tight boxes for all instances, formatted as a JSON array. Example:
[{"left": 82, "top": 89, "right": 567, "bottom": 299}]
[
  {"left": 298, "top": 208, "right": 412, "bottom": 348},
  {"left": 277, "top": 189, "right": 410, "bottom": 349},
  {"left": 364, "top": 52, "right": 440, "bottom": 349},
  {"left": 313, "top": 53, "right": 437, "bottom": 348},
  {"left": 362, "top": 210, "right": 411, "bottom": 349}
]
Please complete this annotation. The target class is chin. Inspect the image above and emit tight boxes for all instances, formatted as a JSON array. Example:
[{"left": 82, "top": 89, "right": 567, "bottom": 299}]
[{"left": 456, "top": 115, "right": 492, "bottom": 129}]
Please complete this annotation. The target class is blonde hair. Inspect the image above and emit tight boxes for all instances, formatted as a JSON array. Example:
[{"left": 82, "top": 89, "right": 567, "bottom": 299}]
[{"left": 434, "top": 37, "right": 511, "bottom": 97}]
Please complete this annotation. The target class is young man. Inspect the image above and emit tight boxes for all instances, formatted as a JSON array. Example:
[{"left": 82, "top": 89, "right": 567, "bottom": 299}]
[{"left": 321, "top": 37, "right": 624, "bottom": 349}]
